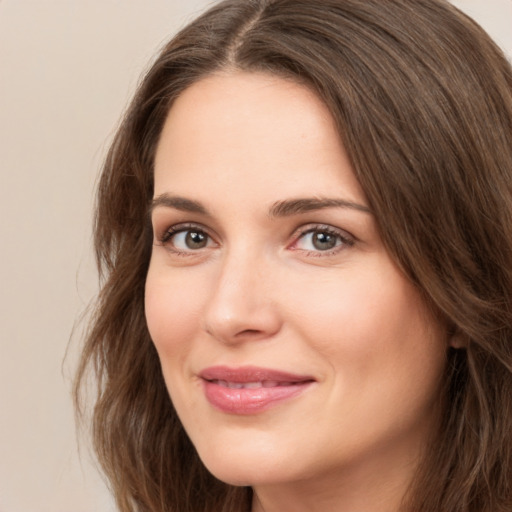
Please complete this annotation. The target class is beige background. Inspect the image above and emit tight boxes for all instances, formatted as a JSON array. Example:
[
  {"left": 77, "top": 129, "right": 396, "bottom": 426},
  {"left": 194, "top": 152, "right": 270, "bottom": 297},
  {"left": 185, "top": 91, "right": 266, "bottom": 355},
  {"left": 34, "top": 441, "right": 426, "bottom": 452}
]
[{"left": 0, "top": 1, "right": 510, "bottom": 511}]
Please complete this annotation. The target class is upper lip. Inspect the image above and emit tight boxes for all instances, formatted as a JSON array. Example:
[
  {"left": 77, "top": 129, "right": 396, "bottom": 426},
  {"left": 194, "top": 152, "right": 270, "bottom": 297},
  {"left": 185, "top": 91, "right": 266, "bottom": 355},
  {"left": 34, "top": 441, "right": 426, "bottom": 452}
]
[{"left": 199, "top": 365, "right": 315, "bottom": 384}]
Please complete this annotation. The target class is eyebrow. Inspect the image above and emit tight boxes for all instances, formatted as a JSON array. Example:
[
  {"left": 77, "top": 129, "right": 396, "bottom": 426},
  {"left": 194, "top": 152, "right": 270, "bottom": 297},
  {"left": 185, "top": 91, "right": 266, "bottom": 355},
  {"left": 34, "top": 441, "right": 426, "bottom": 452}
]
[
  {"left": 269, "top": 197, "right": 371, "bottom": 217},
  {"left": 150, "top": 194, "right": 209, "bottom": 215},
  {"left": 149, "top": 193, "right": 371, "bottom": 217}
]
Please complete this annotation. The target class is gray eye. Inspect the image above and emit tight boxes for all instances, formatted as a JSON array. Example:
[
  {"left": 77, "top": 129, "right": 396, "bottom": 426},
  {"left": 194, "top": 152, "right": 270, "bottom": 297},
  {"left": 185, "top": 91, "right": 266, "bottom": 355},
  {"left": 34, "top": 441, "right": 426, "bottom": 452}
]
[
  {"left": 311, "top": 232, "right": 338, "bottom": 250},
  {"left": 295, "top": 230, "right": 343, "bottom": 252}
]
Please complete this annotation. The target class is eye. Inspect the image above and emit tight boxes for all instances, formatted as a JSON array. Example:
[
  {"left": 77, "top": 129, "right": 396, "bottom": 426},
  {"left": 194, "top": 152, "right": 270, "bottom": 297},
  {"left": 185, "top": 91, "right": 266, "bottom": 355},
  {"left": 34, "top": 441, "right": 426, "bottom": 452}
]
[
  {"left": 160, "top": 225, "right": 216, "bottom": 253},
  {"left": 291, "top": 225, "right": 354, "bottom": 254}
]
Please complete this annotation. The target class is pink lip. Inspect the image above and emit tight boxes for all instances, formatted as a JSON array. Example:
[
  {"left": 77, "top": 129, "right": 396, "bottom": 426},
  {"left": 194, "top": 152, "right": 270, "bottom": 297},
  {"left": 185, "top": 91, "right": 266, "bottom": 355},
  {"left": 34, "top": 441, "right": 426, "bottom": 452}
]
[{"left": 199, "top": 366, "right": 315, "bottom": 415}]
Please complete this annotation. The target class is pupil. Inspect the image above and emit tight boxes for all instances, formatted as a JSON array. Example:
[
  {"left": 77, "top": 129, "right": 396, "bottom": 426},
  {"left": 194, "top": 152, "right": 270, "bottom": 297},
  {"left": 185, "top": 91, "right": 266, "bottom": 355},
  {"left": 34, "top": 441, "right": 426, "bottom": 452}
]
[
  {"left": 186, "top": 231, "right": 207, "bottom": 249},
  {"left": 313, "top": 232, "right": 336, "bottom": 250}
]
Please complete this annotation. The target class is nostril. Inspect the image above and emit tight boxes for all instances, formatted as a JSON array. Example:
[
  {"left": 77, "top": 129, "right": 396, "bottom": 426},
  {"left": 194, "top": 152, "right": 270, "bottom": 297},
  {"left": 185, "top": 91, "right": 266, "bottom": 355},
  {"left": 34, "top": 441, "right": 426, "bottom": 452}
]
[{"left": 237, "top": 329, "right": 264, "bottom": 337}]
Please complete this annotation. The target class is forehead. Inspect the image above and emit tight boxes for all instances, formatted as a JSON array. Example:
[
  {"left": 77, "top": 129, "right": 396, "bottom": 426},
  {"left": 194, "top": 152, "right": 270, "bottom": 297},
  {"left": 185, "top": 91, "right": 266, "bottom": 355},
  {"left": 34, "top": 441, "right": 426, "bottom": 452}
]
[{"left": 153, "top": 71, "right": 366, "bottom": 207}]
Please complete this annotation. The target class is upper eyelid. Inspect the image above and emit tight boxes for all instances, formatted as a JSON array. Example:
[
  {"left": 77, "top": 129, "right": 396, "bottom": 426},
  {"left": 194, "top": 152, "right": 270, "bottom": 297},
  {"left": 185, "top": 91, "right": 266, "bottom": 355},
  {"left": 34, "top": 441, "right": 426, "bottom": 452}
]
[
  {"left": 155, "top": 222, "right": 216, "bottom": 245},
  {"left": 151, "top": 209, "right": 220, "bottom": 234},
  {"left": 292, "top": 223, "right": 355, "bottom": 240}
]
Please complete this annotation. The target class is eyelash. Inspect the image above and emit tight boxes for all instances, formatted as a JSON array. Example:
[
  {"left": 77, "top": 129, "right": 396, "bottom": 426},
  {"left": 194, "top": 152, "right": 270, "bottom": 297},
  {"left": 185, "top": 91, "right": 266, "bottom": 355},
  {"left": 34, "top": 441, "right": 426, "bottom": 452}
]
[
  {"left": 290, "top": 224, "right": 355, "bottom": 256},
  {"left": 157, "top": 223, "right": 216, "bottom": 256},
  {"left": 156, "top": 223, "right": 354, "bottom": 257}
]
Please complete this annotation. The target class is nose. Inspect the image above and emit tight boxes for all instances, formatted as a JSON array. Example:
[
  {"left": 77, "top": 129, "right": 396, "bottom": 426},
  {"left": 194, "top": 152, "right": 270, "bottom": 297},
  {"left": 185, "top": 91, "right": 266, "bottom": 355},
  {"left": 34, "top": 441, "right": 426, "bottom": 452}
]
[{"left": 202, "top": 251, "right": 282, "bottom": 345}]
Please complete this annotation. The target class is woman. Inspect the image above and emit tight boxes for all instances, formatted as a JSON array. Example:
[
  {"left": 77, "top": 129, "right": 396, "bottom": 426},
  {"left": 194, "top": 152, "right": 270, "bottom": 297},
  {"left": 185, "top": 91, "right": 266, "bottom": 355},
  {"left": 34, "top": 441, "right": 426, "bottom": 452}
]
[{"left": 75, "top": 0, "right": 512, "bottom": 511}]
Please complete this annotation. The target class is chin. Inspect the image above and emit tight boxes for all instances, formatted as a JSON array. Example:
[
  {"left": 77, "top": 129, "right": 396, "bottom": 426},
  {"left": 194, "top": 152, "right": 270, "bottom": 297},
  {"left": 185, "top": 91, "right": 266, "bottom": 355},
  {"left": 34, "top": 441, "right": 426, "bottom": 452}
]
[{"left": 194, "top": 436, "right": 299, "bottom": 487}]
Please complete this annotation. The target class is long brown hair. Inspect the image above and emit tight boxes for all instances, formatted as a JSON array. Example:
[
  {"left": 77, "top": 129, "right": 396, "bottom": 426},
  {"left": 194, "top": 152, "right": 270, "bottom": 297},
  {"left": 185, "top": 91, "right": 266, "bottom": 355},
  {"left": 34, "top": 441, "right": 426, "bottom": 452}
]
[{"left": 74, "top": 1, "right": 512, "bottom": 510}]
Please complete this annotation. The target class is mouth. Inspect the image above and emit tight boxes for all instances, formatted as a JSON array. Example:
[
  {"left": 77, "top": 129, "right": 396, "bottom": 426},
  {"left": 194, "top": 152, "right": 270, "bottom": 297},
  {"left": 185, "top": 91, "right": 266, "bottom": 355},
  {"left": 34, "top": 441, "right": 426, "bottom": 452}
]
[
  {"left": 199, "top": 366, "right": 315, "bottom": 415},
  {"left": 210, "top": 380, "right": 304, "bottom": 389}
]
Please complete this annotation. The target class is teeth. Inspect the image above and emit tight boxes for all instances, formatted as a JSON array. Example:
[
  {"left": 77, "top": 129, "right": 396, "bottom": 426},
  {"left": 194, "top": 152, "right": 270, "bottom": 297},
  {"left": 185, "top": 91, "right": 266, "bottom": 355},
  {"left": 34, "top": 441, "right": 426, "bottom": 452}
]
[
  {"left": 227, "top": 382, "right": 244, "bottom": 389},
  {"left": 244, "top": 382, "right": 263, "bottom": 389},
  {"left": 214, "top": 380, "right": 294, "bottom": 389},
  {"left": 216, "top": 380, "right": 243, "bottom": 389}
]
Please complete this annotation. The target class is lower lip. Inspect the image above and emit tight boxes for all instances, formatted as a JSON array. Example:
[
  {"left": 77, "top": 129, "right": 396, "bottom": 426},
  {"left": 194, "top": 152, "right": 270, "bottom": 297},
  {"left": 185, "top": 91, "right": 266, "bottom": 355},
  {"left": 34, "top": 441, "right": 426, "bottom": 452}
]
[{"left": 202, "top": 380, "right": 313, "bottom": 415}]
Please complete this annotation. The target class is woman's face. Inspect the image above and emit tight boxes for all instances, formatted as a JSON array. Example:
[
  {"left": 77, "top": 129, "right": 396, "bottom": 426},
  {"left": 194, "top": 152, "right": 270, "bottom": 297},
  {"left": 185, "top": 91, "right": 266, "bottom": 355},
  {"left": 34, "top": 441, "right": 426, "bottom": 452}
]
[{"left": 146, "top": 72, "right": 449, "bottom": 494}]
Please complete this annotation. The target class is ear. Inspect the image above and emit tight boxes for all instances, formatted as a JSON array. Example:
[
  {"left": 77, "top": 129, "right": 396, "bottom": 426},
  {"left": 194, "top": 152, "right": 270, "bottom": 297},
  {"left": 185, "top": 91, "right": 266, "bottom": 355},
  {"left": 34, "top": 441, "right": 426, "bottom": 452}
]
[{"left": 448, "top": 327, "right": 468, "bottom": 349}]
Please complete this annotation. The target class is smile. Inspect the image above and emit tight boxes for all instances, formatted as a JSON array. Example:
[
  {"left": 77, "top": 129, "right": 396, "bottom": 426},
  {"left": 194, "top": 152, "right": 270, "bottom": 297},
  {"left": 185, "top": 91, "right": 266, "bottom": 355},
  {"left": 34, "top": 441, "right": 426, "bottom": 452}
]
[
  {"left": 212, "top": 380, "right": 299, "bottom": 389},
  {"left": 199, "top": 366, "right": 315, "bottom": 415}
]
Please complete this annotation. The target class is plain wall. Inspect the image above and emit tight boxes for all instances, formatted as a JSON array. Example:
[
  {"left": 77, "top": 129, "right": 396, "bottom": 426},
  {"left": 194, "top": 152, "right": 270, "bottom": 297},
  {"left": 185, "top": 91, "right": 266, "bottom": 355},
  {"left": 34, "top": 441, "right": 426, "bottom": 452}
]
[{"left": 0, "top": 1, "right": 511, "bottom": 511}]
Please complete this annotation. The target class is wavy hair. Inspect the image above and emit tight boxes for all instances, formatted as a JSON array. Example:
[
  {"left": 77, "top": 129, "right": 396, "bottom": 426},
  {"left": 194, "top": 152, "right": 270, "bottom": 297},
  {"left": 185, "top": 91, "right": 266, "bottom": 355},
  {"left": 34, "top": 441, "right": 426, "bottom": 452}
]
[{"left": 74, "top": 1, "right": 512, "bottom": 510}]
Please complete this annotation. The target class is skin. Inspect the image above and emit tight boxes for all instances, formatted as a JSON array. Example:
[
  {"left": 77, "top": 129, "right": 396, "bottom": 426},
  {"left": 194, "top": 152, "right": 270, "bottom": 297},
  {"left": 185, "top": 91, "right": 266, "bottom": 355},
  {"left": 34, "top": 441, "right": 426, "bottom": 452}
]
[{"left": 145, "top": 71, "right": 451, "bottom": 512}]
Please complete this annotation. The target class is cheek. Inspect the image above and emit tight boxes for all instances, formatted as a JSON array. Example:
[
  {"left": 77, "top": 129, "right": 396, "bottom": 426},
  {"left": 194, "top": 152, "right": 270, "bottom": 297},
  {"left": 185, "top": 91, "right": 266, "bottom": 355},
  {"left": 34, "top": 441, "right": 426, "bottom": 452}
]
[
  {"left": 284, "top": 264, "right": 404, "bottom": 351},
  {"left": 285, "top": 260, "right": 447, "bottom": 389},
  {"left": 144, "top": 265, "right": 205, "bottom": 360},
  {"left": 290, "top": 263, "right": 447, "bottom": 448}
]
